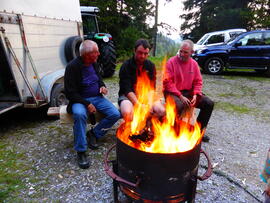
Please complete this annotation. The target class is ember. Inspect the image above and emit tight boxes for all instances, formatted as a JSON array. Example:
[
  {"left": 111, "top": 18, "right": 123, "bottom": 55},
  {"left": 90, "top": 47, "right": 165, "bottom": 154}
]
[{"left": 117, "top": 67, "right": 203, "bottom": 153}]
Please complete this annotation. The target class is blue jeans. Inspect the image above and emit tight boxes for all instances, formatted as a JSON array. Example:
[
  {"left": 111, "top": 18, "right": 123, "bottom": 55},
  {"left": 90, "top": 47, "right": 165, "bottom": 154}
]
[{"left": 72, "top": 96, "right": 121, "bottom": 152}]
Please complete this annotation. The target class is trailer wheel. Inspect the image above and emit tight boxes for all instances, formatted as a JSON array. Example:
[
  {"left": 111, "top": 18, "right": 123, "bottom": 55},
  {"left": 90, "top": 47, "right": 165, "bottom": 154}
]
[
  {"left": 65, "top": 36, "right": 83, "bottom": 62},
  {"left": 98, "top": 41, "right": 116, "bottom": 77},
  {"left": 50, "top": 83, "right": 68, "bottom": 107}
]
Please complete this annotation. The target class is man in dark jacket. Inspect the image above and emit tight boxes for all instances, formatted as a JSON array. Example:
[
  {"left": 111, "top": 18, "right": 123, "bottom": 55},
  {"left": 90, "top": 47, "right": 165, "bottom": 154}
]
[
  {"left": 118, "top": 39, "right": 165, "bottom": 121},
  {"left": 64, "top": 40, "right": 120, "bottom": 169}
]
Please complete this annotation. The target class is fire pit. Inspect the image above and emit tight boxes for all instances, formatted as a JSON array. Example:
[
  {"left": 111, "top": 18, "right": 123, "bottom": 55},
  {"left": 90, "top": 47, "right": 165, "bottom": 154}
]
[
  {"left": 105, "top": 130, "right": 212, "bottom": 202},
  {"left": 104, "top": 67, "right": 212, "bottom": 202}
]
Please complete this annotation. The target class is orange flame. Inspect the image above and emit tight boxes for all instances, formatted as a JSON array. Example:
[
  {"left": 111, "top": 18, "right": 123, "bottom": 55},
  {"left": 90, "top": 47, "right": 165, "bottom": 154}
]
[
  {"left": 117, "top": 58, "right": 203, "bottom": 153},
  {"left": 131, "top": 69, "right": 155, "bottom": 135}
]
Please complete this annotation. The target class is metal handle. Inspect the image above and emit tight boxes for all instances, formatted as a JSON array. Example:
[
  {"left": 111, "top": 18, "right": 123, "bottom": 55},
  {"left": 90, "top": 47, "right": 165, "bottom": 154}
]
[
  {"left": 104, "top": 144, "right": 139, "bottom": 188},
  {"left": 197, "top": 148, "right": 213, "bottom": 181}
]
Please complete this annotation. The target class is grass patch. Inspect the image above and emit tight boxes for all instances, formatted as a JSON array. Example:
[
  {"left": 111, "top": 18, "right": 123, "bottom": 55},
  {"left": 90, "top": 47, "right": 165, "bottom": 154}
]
[
  {"left": 223, "top": 74, "right": 270, "bottom": 82},
  {"left": 106, "top": 56, "right": 165, "bottom": 82},
  {"left": 0, "top": 142, "right": 30, "bottom": 201},
  {"left": 115, "top": 63, "right": 121, "bottom": 71},
  {"left": 226, "top": 68, "right": 254, "bottom": 72},
  {"left": 103, "top": 73, "right": 119, "bottom": 83},
  {"left": 218, "top": 93, "right": 239, "bottom": 98},
  {"left": 244, "top": 76, "right": 270, "bottom": 82},
  {"left": 149, "top": 56, "right": 167, "bottom": 68},
  {"left": 215, "top": 102, "right": 252, "bottom": 114}
]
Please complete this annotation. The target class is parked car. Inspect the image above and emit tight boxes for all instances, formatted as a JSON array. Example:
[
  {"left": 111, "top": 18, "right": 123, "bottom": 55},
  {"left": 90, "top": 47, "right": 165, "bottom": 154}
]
[
  {"left": 192, "top": 29, "right": 270, "bottom": 75},
  {"left": 194, "top": 28, "right": 246, "bottom": 51}
]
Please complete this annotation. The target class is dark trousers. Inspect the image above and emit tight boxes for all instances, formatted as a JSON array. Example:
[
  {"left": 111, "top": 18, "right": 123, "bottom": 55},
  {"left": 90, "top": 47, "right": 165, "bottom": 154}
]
[{"left": 165, "top": 91, "right": 214, "bottom": 130}]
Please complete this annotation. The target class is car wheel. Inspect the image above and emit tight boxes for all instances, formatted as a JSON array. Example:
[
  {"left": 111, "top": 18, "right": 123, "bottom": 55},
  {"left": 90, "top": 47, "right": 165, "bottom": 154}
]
[
  {"left": 50, "top": 83, "right": 69, "bottom": 107},
  {"left": 204, "top": 57, "right": 224, "bottom": 75},
  {"left": 265, "top": 67, "right": 270, "bottom": 77}
]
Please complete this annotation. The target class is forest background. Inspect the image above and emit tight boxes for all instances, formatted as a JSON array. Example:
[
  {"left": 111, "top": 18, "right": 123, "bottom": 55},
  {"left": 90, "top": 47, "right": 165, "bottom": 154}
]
[{"left": 81, "top": 0, "right": 270, "bottom": 60}]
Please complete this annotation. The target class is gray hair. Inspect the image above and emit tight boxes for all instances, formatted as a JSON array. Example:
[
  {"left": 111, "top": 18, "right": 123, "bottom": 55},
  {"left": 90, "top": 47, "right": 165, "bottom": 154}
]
[
  {"left": 79, "top": 40, "right": 98, "bottom": 56},
  {"left": 180, "top": 39, "right": 194, "bottom": 51}
]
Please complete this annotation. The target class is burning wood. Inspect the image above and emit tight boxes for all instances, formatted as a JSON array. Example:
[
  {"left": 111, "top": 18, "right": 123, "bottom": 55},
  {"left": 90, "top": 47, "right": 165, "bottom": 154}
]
[{"left": 117, "top": 66, "right": 203, "bottom": 154}]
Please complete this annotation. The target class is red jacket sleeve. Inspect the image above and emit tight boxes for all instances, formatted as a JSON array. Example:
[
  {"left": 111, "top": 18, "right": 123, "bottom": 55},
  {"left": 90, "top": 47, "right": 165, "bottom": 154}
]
[
  {"left": 192, "top": 62, "right": 203, "bottom": 96},
  {"left": 163, "top": 59, "right": 181, "bottom": 97}
]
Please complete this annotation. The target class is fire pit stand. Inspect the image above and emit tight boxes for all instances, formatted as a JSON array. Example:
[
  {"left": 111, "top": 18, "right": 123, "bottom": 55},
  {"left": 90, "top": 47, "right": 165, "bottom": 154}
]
[{"left": 104, "top": 138, "right": 212, "bottom": 203}]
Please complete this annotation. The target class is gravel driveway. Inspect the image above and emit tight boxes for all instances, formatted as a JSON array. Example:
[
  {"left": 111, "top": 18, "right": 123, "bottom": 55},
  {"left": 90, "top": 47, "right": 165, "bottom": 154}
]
[{"left": 0, "top": 70, "right": 269, "bottom": 202}]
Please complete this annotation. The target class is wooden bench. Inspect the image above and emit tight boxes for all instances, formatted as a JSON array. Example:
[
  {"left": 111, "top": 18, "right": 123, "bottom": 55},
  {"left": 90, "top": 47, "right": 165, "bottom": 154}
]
[
  {"left": 47, "top": 104, "right": 199, "bottom": 125},
  {"left": 47, "top": 105, "right": 112, "bottom": 124}
]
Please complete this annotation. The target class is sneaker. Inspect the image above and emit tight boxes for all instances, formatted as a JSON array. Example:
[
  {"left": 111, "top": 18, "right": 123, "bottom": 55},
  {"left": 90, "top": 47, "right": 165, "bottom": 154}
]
[
  {"left": 77, "top": 152, "right": 90, "bottom": 169},
  {"left": 202, "top": 135, "right": 210, "bottom": 142},
  {"left": 86, "top": 129, "right": 99, "bottom": 150}
]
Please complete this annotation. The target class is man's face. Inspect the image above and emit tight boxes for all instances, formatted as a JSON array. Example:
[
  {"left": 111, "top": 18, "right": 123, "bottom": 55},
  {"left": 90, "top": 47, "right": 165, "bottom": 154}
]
[
  {"left": 82, "top": 45, "right": 100, "bottom": 65},
  {"left": 179, "top": 44, "right": 193, "bottom": 62},
  {"left": 134, "top": 45, "right": 149, "bottom": 65}
]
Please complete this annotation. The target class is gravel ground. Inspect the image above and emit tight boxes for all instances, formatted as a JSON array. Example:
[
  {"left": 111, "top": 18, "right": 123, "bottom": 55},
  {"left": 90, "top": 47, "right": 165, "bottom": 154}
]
[{"left": 0, "top": 70, "right": 270, "bottom": 202}]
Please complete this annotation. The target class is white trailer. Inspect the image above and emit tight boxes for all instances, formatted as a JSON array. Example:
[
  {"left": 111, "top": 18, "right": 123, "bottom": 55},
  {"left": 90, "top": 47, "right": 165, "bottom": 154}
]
[{"left": 0, "top": 0, "right": 83, "bottom": 114}]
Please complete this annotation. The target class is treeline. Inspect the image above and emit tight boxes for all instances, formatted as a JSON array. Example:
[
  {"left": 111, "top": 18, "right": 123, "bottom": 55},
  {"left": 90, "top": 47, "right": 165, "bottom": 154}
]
[
  {"left": 156, "top": 34, "right": 179, "bottom": 57},
  {"left": 80, "top": 0, "right": 270, "bottom": 59},
  {"left": 181, "top": 0, "right": 270, "bottom": 41},
  {"left": 80, "top": 0, "right": 156, "bottom": 60}
]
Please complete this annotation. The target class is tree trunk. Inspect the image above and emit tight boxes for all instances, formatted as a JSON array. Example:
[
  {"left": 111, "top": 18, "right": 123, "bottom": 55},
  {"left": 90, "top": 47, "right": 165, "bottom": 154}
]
[{"left": 153, "top": 0, "right": 158, "bottom": 56}]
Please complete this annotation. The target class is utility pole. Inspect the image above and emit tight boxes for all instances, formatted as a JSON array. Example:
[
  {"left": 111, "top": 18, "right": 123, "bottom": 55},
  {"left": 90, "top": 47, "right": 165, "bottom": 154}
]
[{"left": 153, "top": 0, "right": 158, "bottom": 56}]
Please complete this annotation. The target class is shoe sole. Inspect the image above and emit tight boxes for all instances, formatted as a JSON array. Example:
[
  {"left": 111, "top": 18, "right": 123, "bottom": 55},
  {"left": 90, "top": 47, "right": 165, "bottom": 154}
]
[
  {"left": 89, "top": 145, "right": 99, "bottom": 150},
  {"left": 78, "top": 162, "right": 90, "bottom": 169}
]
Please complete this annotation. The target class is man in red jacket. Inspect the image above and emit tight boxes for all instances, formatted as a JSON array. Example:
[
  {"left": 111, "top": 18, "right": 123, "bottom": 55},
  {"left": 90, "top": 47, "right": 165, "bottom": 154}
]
[{"left": 163, "top": 39, "right": 214, "bottom": 142}]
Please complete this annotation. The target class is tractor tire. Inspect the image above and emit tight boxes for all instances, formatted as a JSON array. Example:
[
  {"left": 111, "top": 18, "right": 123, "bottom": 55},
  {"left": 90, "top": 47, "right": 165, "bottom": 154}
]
[
  {"left": 64, "top": 36, "right": 83, "bottom": 62},
  {"left": 50, "top": 83, "right": 69, "bottom": 107},
  {"left": 98, "top": 41, "right": 116, "bottom": 78}
]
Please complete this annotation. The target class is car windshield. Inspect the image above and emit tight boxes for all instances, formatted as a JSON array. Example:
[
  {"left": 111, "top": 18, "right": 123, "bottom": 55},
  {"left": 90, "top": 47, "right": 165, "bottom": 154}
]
[{"left": 197, "top": 34, "right": 210, "bottom": 45}]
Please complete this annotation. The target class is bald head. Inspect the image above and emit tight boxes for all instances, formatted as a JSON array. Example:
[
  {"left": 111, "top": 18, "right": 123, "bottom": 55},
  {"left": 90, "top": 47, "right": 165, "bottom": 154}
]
[
  {"left": 79, "top": 40, "right": 98, "bottom": 56},
  {"left": 180, "top": 39, "right": 194, "bottom": 52},
  {"left": 178, "top": 39, "right": 194, "bottom": 62},
  {"left": 79, "top": 40, "right": 100, "bottom": 65}
]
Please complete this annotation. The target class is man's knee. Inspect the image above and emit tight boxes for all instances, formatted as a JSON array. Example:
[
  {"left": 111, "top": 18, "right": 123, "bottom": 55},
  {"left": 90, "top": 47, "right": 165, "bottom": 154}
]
[
  {"left": 110, "top": 109, "right": 121, "bottom": 120},
  {"left": 152, "top": 100, "right": 166, "bottom": 117},
  {"left": 120, "top": 100, "right": 133, "bottom": 121},
  {"left": 204, "top": 97, "right": 214, "bottom": 110},
  {"left": 73, "top": 111, "right": 87, "bottom": 121},
  {"left": 72, "top": 105, "right": 87, "bottom": 121}
]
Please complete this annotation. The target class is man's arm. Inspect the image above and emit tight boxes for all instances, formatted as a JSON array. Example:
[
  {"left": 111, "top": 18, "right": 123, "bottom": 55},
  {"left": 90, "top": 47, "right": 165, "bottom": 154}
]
[
  {"left": 119, "top": 61, "right": 134, "bottom": 96},
  {"left": 192, "top": 61, "right": 203, "bottom": 96},
  {"left": 126, "top": 92, "right": 138, "bottom": 105},
  {"left": 163, "top": 59, "right": 181, "bottom": 97}
]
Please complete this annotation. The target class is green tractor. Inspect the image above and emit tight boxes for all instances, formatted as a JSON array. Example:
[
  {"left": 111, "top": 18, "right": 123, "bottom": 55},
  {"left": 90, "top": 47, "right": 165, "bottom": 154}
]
[{"left": 65, "top": 6, "right": 116, "bottom": 78}]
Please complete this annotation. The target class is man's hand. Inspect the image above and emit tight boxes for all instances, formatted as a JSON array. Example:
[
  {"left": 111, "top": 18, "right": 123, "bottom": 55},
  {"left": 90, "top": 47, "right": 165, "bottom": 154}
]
[
  {"left": 179, "top": 95, "right": 190, "bottom": 107},
  {"left": 190, "top": 95, "right": 197, "bottom": 107},
  {"left": 100, "top": 86, "right": 108, "bottom": 95},
  {"left": 87, "top": 103, "right": 96, "bottom": 113}
]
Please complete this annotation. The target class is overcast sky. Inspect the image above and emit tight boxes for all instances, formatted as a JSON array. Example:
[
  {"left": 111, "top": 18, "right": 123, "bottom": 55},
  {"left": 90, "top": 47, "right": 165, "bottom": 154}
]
[{"left": 150, "top": 0, "right": 184, "bottom": 40}]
